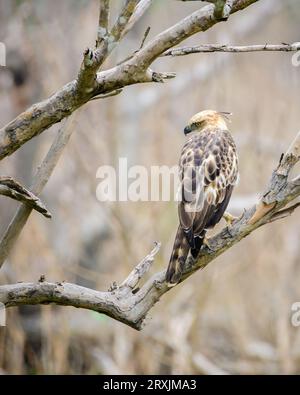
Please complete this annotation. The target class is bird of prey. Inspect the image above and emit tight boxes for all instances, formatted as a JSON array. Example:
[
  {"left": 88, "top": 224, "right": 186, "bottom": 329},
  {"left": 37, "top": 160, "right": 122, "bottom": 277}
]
[{"left": 166, "top": 110, "right": 239, "bottom": 286}]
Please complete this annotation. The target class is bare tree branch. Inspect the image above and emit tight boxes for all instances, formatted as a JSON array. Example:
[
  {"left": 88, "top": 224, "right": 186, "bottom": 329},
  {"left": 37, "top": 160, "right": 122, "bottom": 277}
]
[
  {"left": 117, "top": 26, "right": 151, "bottom": 65},
  {"left": 0, "top": 0, "right": 259, "bottom": 161},
  {"left": 122, "top": 0, "right": 283, "bottom": 118},
  {"left": 163, "top": 42, "right": 300, "bottom": 57},
  {"left": 97, "top": 0, "right": 110, "bottom": 47},
  {"left": 177, "top": 0, "right": 234, "bottom": 20},
  {"left": 120, "top": 241, "right": 161, "bottom": 290},
  {"left": 0, "top": 115, "right": 77, "bottom": 270},
  {"left": 0, "top": 177, "right": 51, "bottom": 218},
  {"left": 77, "top": 0, "right": 139, "bottom": 93},
  {"left": 1, "top": 131, "right": 299, "bottom": 330},
  {"left": 121, "top": 0, "right": 153, "bottom": 37},
  {"left": 110, "top": 0, "right": 139, "bottom": 40},
  {"left": 1, "top": 0, "right": 297, "bottom": 333},
  {"left": 0, "top": 243, "right": 162, "bottom": 330}
]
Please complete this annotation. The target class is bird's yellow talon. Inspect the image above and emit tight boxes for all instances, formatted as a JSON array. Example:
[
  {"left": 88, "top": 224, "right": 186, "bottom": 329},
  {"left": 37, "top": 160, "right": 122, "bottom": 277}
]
[{"left": 223, "top": 211, "right": 238, "bottom": 226}]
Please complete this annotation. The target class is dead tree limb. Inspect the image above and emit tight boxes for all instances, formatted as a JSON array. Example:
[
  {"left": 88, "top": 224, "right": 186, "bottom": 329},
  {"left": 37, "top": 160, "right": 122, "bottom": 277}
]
[
  {"left": 0, "top": 177, "right": 51, "bottom": 218},
  {"left": 163, "top": 43, "right": 300, "bottom": 57},
  {"left": 96, "top": 0, "right": 110, "bottom": 47},
  {"left": 0, "top": 0, "right": 298, "bottom": 332},
  {"left": 0, "top": 0, "right": 259, "bottom": 160},
  {"left": 1, "top": 132, "right": 299, "bottom": 330}
]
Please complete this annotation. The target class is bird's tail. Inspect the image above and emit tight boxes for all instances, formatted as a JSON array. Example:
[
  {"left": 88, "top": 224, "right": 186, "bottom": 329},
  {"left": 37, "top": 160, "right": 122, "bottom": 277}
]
[
  {"left": 166, "top": 226, "right": 190, "bottom": 287},
  {"left": 166, "top": 227, "right": 206, "bottom": 287}
]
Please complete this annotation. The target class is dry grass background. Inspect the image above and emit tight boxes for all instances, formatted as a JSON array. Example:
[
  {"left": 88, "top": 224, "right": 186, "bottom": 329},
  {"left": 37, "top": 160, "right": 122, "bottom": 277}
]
[{"left": 0, "top": 0, "right": 300, "bottom": 374}]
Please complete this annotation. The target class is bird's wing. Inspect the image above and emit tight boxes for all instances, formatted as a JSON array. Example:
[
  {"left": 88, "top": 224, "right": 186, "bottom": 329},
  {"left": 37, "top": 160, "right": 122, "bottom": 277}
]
[{"left": 178, "top": 129, "right": 238, "bottom": 248}]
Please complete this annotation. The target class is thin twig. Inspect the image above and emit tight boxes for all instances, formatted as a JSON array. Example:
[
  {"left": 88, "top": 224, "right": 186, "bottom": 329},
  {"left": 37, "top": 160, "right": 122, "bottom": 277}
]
[
  {"left": 139, "top": 26, "right": 151, "bottom": 50},
  {"left": 117, "top": 26, "right": 151, "bottom": 65},
  {"left": 163, "top": 42, "right": 300, "bottom": 57}
]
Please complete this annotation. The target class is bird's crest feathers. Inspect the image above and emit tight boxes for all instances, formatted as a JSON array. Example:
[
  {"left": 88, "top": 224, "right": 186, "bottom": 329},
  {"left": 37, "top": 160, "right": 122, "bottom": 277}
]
[{"left": 187, "top": 110, "right": 231, "bottom": 133}]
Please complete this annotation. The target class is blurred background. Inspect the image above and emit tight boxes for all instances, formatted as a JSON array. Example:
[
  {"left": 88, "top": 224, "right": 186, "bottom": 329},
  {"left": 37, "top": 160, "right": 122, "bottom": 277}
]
[{"left": 0, "top": 0, "right": 300, "bottom": 374}]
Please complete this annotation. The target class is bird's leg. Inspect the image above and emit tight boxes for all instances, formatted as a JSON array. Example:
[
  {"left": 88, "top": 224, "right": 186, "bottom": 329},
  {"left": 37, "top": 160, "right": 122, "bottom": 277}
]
[
  {"left": 202, "top": 236, "right": 216, "bottom": 252},
  {"left": 223, "top": 211, "right": 239, "bottom": 237},
  {"left": 223, "top": 211, "right": 239, "bottom": 226}
]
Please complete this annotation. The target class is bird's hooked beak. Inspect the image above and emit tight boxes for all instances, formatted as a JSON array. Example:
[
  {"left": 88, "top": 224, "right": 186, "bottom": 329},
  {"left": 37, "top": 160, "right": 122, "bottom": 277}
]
[{"left": 184, "top": 125, "right": 192, "bottom": 135}]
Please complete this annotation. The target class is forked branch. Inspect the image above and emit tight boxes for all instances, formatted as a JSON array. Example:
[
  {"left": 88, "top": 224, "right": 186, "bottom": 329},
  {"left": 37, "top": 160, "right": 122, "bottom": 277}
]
[
  {"left": 0, "top": 176, "right": 51, "bottom": 218},
  {"left": 0, "top": 0, "right": 259, "bottom": 160}
]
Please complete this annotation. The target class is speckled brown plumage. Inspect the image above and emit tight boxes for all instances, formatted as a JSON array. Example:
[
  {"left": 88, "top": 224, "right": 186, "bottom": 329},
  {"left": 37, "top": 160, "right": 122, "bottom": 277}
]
[{"left": 166, "top": 110, "right": 239, "bottom": 286}]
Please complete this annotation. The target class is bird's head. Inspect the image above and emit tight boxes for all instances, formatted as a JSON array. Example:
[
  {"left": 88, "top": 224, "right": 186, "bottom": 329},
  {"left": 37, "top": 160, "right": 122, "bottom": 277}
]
[{"left": 184, "top": 110, "right": 232, "bottom": 135}]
